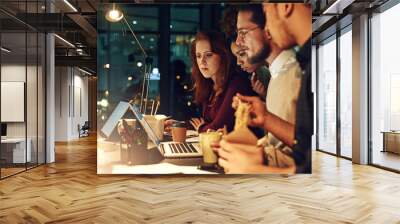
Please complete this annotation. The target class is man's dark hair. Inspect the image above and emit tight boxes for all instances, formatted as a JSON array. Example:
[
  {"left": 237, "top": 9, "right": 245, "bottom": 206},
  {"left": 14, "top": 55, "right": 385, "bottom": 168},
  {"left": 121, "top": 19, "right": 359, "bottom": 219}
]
[{"left": 237, "top": 4, "right": 265, "bottom": 28}]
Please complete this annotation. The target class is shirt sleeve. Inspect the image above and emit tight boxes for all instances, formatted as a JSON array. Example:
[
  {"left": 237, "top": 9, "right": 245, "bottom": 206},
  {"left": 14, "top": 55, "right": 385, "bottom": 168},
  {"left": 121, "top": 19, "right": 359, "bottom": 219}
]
[
  {"left": 199, "top": 75, "right": 256, "bottom": 132},
  {"left": 292, "top": 63, "right": 313, "bottom": 173}
]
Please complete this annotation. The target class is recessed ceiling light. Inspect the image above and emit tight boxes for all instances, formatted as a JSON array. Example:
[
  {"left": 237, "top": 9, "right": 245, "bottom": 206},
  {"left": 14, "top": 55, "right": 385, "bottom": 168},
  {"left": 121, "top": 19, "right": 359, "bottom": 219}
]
[
  {"left": 1, "top": 47, "right": 11, "bottom": 53},
  {"left": 63, "top": 0, "right": 78, "bottom": 12},
  {"left": 78, "top": 67, "right": 93, "bottom": 76},
  {"left": 54, "top": 34, "right": 75, "bottom": 48}
]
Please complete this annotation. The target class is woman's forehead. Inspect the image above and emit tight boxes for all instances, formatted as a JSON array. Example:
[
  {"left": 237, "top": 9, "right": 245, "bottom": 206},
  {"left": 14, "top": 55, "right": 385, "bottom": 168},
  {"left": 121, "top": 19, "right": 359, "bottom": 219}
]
[{"left": 196, "top": 40, "right": 212, "bottom": 52}]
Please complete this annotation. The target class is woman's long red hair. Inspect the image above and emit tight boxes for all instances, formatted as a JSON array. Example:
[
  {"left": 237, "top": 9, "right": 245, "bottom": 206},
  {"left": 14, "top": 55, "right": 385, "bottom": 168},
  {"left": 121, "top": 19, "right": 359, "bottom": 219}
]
[{"left": 190, "top": 31, "right": 232, "bottom": 105}]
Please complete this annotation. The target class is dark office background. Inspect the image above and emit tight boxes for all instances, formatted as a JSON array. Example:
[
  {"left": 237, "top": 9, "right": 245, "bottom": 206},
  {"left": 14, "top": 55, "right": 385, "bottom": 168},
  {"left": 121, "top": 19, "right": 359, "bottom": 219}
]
[{"left": 97, "top": 4, "right": 230, "bottom": 127}]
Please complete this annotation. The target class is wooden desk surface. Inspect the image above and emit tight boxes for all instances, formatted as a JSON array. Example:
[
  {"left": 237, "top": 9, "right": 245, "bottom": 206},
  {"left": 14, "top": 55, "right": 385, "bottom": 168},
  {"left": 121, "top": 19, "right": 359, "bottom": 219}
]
[{"left": 97, "top": 139, "right": 216, "bottom": 174}]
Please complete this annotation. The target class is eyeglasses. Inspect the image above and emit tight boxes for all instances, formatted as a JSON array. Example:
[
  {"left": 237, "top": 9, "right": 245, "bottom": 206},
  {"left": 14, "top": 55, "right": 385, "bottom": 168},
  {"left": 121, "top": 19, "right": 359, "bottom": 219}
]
[{"left": 237, "top": 26, "right": 260, "bottom": 40}]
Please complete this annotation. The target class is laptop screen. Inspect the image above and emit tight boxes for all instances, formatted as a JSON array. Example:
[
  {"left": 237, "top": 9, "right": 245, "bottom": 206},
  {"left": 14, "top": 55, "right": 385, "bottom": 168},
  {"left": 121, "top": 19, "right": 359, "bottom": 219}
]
[{"left": 129, "top": 104, "right": 161, "bottom": 146}]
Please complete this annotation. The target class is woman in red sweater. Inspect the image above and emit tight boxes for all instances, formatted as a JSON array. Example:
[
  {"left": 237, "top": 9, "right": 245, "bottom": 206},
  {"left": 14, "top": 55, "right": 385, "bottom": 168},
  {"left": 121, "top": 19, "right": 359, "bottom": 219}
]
[{"left": 189, "top": 31, "right": 257, "bottom": 133}]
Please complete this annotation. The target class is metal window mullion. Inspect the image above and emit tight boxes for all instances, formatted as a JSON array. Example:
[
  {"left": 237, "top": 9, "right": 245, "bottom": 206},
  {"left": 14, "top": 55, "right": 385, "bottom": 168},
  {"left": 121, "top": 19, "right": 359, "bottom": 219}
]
[
  {"left": 25, "top": 0, "right": 28, "bottom": 171},
  {"left": 337, "top": 28, "right": 341, "bottom": 157},
  {"left": 316, "top": 44, "right": 320, "bottom": 151},
  {"left": 367, "top": 11, "right": 373, "bottom": 165},
  {"left": 0, "top": 19, "right": 2, "bottom": 179},
  {"left": 36, "top": 0, "right": 39, "bottom": 168}
]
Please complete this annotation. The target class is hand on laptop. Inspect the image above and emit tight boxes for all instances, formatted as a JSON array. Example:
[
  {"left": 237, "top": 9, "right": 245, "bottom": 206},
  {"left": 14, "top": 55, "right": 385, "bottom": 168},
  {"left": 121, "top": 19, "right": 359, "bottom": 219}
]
[
  {"left": 212, "top": 139, "right": 264, "bottom": 174},
  {"left": 117, "top": 120, "right": 134, "bottom": 145},
  {"left": 190, "top": 118, "right": 205, "bottom": 132},
  {"left": 164, "top": 119, "right": 178, "bottom": 133}
]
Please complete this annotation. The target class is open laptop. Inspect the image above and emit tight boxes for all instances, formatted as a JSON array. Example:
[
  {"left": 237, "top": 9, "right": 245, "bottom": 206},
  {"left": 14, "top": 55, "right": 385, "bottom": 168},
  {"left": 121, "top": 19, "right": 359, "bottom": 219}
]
[{"left": 130, "top": 104, "right": 202, "bottom": 158}]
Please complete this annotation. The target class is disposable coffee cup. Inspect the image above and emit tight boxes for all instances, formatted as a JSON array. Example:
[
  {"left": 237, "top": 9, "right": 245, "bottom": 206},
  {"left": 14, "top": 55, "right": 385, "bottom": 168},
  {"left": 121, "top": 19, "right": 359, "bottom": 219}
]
[
  {"left": 199, "top": 132, "right": 222, "bottom": 164},
  {"left": 171, "top": 121, "right": 187, "bottom": 143}
]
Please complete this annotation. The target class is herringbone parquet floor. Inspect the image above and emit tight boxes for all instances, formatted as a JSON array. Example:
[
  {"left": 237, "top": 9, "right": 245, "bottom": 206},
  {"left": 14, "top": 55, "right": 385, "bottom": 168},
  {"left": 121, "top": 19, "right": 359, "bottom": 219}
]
[{"left": 1, "top": 135, "right": 400, "bottom": 224}]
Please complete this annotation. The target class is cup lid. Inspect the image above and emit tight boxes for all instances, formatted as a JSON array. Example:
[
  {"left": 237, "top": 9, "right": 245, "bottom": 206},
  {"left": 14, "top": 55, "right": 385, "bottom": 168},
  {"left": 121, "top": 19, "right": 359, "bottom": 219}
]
[{"left": 172, "top": 121, "right": 186, "bottom": 127}]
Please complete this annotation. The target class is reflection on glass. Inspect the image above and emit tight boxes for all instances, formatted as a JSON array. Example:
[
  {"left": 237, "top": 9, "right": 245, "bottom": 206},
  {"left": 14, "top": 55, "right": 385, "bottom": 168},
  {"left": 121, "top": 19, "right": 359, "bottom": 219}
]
[
  {"left": 340, "top": 29, "right": 352, "bottom": 158},
  {"left": 171, "top": 6, "right": 199, "bottom": 33},
  {"left": 318, "top": 37, "right": 337, "bottom": 154},
  {"left": 38, "top": 32, "right": 46, "bottom": 165},
  {"left": 170, "top": 5, "right": 200, "bottom": 120},
  {"left": 98, "top": 4, "right": 160, "bottom": 130},
  {"left": 0, "top": 1, "right": 47, "bottom": 179},
  {"left": 371, "top": 4, "right": 400, "bottom": 171}
]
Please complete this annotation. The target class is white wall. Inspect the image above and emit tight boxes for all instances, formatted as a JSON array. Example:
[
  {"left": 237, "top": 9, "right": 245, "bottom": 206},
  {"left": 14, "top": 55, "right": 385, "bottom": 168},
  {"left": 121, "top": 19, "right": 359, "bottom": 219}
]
[
  {"left": 1, "top": 65, "right": 26, "bottom": 138},
  {"left": 55, "top": 67, "right": 89, "bottom": 141},
  {"left": 1, "top": 65, "right": 43, "bottom": 138},
  {"left": 55, "top": 67, "right": 69, "bottom": 141}
]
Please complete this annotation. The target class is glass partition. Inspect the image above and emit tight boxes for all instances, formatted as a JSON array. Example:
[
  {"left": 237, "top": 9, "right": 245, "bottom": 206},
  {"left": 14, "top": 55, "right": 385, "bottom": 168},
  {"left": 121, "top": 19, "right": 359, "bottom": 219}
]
[
  {"left": 170, "top": 5, "right": 200, "bottom": 120},
  {"left": 339, "top": 27, "right": 352, "bottom": 158},
  {"left": 0, "top": 0, "right": 46, "bottom": 179},
  {"left": 370, "top": 3, "right": 400, "bottom": 171},
  {"left": 0, "top": 13, "right": 28, "bottom": 177},
  {"left": 317, "top": 35, "right": 337, "bottom": 155},
  {"left": 27, "top": 30, "right": 38, "bottom": 169}
]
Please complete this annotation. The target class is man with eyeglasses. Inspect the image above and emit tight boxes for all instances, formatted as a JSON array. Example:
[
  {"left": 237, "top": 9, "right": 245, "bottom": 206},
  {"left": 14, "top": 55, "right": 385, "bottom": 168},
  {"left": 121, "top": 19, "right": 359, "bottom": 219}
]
[
  {"left": 220, "top": 5, "right": 269, "bottom": 99},
  {"left": 211, "top": 4, "right": 303, "bottom": 173}
]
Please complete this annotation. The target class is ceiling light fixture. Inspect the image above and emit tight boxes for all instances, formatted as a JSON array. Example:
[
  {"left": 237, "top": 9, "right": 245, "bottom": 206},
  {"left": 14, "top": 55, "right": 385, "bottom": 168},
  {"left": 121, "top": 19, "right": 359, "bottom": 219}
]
[
  {"left": 54, "top": 34, "right": 75, "bottom": 48},
  {"left": 105, "top": 3, "right": 152, "bottom": 114},
  {"left": 105, "top": 3, "right": 124, "bottom": 22},
  {"left": 63, "top": 0, "right": 78, "bottom": 12}
]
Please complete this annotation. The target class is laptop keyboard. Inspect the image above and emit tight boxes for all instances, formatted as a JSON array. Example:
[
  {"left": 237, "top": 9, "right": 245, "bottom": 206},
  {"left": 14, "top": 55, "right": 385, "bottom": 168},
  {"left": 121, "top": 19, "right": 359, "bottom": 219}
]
[{"left": 168, "top": 143, "right": 198, "bottom": 154}]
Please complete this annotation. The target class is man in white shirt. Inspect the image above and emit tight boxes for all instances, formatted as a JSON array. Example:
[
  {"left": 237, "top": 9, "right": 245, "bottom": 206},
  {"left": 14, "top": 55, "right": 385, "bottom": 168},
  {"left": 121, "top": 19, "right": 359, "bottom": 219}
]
[
  {"left": 234, "top": 5, "right": 302, "bottom": 170},
  {"left": 212, "top": 4, "right": 301, "bottom": 173}
]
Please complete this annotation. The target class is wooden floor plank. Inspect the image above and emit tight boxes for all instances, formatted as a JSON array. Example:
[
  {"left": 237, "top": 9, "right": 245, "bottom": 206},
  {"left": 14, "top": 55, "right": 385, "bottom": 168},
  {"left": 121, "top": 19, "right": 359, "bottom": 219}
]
[{"left": 0, "top": 135, "right": 399, "bottom": 223}]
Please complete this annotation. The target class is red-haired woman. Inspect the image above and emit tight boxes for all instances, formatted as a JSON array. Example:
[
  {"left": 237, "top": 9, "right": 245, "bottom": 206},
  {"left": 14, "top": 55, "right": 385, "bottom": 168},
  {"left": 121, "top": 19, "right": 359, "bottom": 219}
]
[{"left": 189, "top": 30, "right": 257, "bottom": 133}]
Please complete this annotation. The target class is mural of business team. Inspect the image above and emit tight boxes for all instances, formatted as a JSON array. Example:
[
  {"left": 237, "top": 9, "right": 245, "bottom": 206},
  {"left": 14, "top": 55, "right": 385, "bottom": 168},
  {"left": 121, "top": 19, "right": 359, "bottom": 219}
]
[
  {"left": 164, "top": 3, "right": 312, "bottom": 174},
  {"left": 213, "top": 3, "right": 313, "bottom": 174}
]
